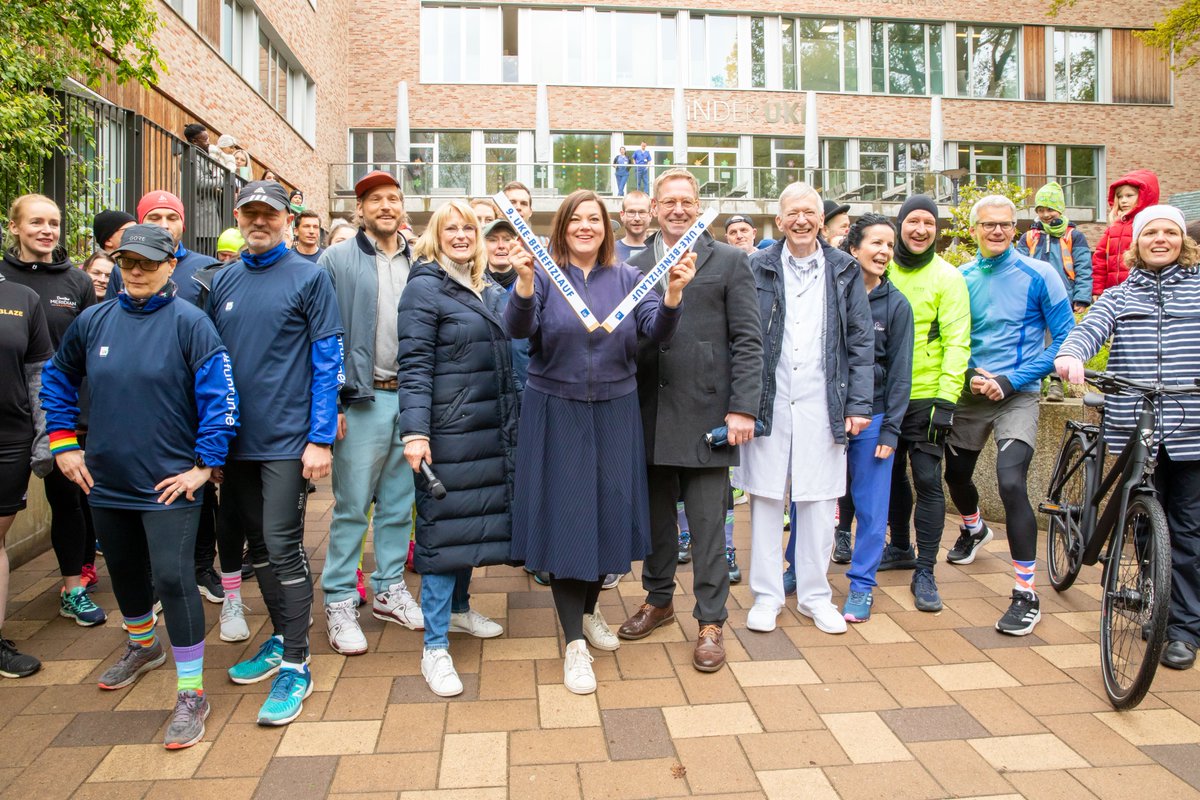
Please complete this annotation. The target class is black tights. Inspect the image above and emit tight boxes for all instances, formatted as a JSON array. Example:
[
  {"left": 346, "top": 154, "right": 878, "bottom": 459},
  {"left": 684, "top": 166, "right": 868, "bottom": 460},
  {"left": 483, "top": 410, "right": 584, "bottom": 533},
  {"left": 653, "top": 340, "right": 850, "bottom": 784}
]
[
  {"left": 550, "top": 577, "right": 602, "bottom": 643},
  {"left": 944, "top": 440, "right": 1037, "bottom": 562},
  {"left": 43, "top": 466, "right": 87, "bottom": 577}
]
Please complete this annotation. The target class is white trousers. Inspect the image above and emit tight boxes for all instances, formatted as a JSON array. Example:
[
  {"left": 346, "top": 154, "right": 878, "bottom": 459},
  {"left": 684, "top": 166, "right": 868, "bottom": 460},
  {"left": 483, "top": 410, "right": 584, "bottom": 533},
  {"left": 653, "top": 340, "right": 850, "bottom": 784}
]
[{"left": 749, "top": 494, "right": 836, "bottom": 612}]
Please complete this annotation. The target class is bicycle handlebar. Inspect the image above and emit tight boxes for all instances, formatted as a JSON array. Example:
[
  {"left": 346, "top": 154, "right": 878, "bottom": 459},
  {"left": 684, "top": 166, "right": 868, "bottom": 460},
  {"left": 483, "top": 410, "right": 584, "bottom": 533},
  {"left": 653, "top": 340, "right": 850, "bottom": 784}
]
[{"left": 1084, "top": 369, "right": 1200, "bottom": 396}]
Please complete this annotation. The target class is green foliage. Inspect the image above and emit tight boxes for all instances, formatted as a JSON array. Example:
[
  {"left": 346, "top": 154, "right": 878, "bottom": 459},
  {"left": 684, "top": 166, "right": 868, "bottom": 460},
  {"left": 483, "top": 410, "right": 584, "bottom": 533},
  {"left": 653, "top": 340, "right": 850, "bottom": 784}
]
[
  {"left": 1049, "top": 0, "right": 1200, "bottom": 73},
  {"left": 940, "top": 180, "right": 1032, "bottom": 267},
  {"left": 0, "top": 0, "right": 162, "bottom": 218}
]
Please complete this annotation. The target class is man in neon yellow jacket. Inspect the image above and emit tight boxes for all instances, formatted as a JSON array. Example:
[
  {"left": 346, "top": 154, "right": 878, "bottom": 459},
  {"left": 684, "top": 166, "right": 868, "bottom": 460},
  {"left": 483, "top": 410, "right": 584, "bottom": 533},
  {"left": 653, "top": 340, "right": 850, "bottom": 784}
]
[{"left": 877, "top": 196, "right": 971, "bottom": 613}]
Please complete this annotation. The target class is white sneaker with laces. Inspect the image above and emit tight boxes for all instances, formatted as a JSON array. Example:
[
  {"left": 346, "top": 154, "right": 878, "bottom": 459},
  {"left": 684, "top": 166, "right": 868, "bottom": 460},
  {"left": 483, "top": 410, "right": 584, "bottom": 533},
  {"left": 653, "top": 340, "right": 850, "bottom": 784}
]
[
  {"left": 421, "top": 648, "right": 463, "bottom": 697},
  {"left": 325, "top": 598, "right": 368, "bottom": 655},
  {"left": 799, "top": 601, "right": 848, "bottom": 634},
  {"left": 219, "top": 596, "right": 250, "bottom": 642},
  {"left": 449, "top": 609, "right": 503, "bottom": 638},
  {"left": 746, "top": 603, "right": 781, "bottom": 632},
  {"left": 373, "top": 582, "right": 425, "bottom": 630},
  {"left": 582, "top": 609, "right": 619, "bottom": 651},
  {"left": 563, "top": 640, "right": 596, "bottom": 695}
]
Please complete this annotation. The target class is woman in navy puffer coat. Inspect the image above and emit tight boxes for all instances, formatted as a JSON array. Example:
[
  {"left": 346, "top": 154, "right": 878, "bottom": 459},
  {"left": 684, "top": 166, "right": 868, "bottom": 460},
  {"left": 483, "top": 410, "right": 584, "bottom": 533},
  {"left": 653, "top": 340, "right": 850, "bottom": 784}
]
[{"left": 396, "top": 200, "right": 520, "bottom": 697}]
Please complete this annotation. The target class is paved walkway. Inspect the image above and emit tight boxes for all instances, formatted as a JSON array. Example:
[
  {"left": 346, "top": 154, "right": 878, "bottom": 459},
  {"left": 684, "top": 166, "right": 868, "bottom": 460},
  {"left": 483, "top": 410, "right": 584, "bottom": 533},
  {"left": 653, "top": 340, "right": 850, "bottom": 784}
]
[{"left": 2, "top": 485, "right": 1200, "bottom": 799}]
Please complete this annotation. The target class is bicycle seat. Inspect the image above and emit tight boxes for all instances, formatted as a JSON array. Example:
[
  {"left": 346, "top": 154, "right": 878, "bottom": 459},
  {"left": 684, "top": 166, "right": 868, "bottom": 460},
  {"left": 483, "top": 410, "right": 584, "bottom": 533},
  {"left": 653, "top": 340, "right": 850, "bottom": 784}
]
[{"left": 1083, "top": 393, "right": 1107, "bottom": 409}]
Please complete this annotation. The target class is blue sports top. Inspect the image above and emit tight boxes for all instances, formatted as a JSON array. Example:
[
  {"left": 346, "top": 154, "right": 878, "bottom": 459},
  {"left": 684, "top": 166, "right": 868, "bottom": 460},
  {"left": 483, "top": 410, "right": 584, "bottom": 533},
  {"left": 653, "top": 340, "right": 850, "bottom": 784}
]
[
  {"left": 960, "top": 246, "right": 1076, "bottom": 395},
  {"left": 207, "top": 242, "right": 344, "bottom": 460},
  {"left": 41, "top": 283, "right": 239, "bottom": 510}
]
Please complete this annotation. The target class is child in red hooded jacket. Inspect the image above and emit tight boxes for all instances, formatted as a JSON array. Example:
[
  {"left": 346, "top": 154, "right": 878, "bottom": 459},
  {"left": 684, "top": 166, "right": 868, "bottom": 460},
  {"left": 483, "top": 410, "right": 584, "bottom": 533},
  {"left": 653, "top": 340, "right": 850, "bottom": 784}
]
[{"left": 1092, "top": 169, "right": 1159, "bottom": 297}]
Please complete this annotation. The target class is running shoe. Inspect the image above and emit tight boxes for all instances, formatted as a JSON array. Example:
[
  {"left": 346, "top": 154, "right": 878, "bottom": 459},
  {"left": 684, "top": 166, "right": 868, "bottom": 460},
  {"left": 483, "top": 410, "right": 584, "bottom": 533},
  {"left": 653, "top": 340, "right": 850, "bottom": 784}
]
[
  {"left": 80, "top": 563, "right": 99, "bottom": 593},
  {"left": 995, "top": 589, "right": 1041, "bottom": 636},
  {"left": 257, "top": 665, "right": 313, "bottom": 726},
  {"left": 355, "top": 568, "right": 367, "bottom": 606},
  {"left": 910, "top": 567, "right": 943, "bottom": 613},
  {"left": 60, "top": 586, "right": 106, "bottom": 627},
  {"left": 677, "top": 530, "right": 692, "bottom": 564},
  {"left": 373, "top": 581, "right": 425, "bottom": 630},
  {"left": 842, "top": 590, "right": 873, "bottom": 623},
  {"left": 726, "top": 547, "right": 741, "bottom": 584},
  {"left": 782, "top": 568, "right": 797, "bottom": 596},
  {"left": 601, "top": 573, "right": 622, "bottom": 590},
  {"left": 831, "top": 530, "right": 853, "bottom": 565},
  {"left": 219, "top": 596, "right": 251, "bottom": 642},
  {"left": 163, "top": 690, "right": 210, "bottom": 749},
  {"left": 946, "top": 525, "right": 994, "bottom": 565},
  {"left": 449, "top": 609, "right": 503, "bottom": 638},
  {"left": 196, "top": 567, "right": 225, "bottom": 603},
  {"left": 228, "top": 636, "right": 284, "bottom": 684},
  {"left": 98, "top": 640, "right": 166, "bottom": 690},
  {"left": 877, "top": 543, "right": 918, "bottom": 571},
  {"left": 0, "top": 638, "right": 41, "bottom": 678}
]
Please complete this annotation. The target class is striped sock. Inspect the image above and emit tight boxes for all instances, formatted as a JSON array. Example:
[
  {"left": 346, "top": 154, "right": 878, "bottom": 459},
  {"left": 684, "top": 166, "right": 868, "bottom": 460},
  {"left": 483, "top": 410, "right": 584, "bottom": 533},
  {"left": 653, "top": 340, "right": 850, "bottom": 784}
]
[
  {"left": 125, "top": 612, "right": 157, "bottom": 648},
  {"left": 220, "top": 571, "right": 242, "bottom": 603},
  {"left": 962, "top": 509, "right": 983, "bottom": 534},
  {"left": 173, "top": 641, "right": 204, "bottom": 694},
  {"left": 1013, "top": 559, "right": 1036, "bottom": 595}
]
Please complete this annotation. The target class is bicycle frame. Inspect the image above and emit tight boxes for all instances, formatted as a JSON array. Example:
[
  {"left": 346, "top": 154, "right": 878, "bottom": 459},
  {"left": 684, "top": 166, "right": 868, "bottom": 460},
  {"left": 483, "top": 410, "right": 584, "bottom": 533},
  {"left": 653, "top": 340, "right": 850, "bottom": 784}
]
[{"left": 1080, "top": 401, "right": 1159, "bottom": 566}]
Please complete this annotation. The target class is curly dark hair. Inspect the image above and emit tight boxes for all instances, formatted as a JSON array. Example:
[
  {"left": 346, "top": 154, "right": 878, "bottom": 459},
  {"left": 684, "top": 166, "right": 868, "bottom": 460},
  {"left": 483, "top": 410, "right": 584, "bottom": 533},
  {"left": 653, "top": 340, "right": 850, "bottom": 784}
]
[{"left": 839, "top": 213, "right": 895, "bottom": 255}]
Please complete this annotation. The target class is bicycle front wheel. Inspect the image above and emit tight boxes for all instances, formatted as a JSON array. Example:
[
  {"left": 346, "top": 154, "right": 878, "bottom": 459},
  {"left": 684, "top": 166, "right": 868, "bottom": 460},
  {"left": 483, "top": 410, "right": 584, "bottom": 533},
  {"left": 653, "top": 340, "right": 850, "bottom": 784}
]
[
  {"left": 1047, "top": 435, "right": 1093, "bottom": 592},
  {"left": 1100, "top": 494, "right": 1171, "bottom": 709}
]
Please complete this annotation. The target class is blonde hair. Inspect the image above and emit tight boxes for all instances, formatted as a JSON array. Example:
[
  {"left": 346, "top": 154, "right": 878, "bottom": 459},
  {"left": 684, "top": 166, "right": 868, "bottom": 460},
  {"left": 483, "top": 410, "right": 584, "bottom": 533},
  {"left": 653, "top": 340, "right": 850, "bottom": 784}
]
[
  {"left": 413, "top": 200, "right": 487, "bottom": 291},
  {"left": 1124, "top": 234, "right": 1200, "bottom": 271},
  {"left": 652, "top": 167, "right": 699, "bottom": 201},
  {"left": 8, "top": 193, "right": 60, "bottom": 227}
]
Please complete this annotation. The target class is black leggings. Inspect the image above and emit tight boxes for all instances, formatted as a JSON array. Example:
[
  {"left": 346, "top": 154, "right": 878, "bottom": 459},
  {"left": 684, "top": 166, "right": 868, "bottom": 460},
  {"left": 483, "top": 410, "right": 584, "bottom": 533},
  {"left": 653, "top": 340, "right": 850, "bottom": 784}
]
[
  {"left": 888, "top": 440, "right": 946, "bottom": 569},
  {"left": 194, "top": 484, "right": 218, "bottom": 574},
  {"left": 944, "top": 440, "right": 1037, "bottom": 562},
  {"left": 43, "top": 465, "right": 88, "bottom": 578},
  {"left": 550, "top": 577, "right": 602, "bottom": 643},
  {"left": 90, "top": 505, "right": 206, "bottom": 648},
  {"left": 220, "top": 459, "right": 311, "bottom": 662}
]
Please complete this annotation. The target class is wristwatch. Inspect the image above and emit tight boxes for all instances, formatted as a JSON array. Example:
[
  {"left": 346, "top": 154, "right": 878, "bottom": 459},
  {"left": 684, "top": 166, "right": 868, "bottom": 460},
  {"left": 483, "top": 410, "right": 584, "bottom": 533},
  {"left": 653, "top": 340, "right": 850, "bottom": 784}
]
[{"left": 194, "top": 455, "right": 208, "bottom": 469}]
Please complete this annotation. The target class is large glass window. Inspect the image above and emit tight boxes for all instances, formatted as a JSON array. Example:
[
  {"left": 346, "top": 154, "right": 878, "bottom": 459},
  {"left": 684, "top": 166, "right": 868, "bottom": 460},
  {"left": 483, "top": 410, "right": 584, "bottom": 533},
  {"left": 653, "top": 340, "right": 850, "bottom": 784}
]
[
  {"left": 690, "top": 14, "right": 738, "bottom": 88},
  {"left": 597, "top": 10, "right": 672, "bottom": 86},
  {"left": 871, "top": 21, "right": 943, "bottom": 95},
  {"left": 752, "top": 137, "right": 804, "bottom": 198},
  {"left": 1053, "top": 29, "right": 1098, "bottom": 102},
  {"left": 420, "top": 5, "right": 502, "bottom": 83},
  {"left": 1054, "top": 146, "right": 1100, "bottom": 209},
  {"left": 794, "top": 18, "right": 857, "bottom": 92},
  {"left": 958, "top": 142, "right": 1021, "bottom": 185},
  {"left": 751, "top": 17, "right": 767, "bottom": 88},
  {"left": 685, "top": 135, "right": 739, "bottom": 197},
  {"left": 956, "top": 25, "right": 1019, "bottom": 98},
  {"left": 552, "top": 133, "right": 611, "bottom": 194},
  {"left": 529, "top": 8, "right": 585, "bottom": 85},
  {"left": 483, "top": 132, "right": 518, "bottom": 194},
  {"left": 220, "top": 0, "right": 246, "bottom": 73}
]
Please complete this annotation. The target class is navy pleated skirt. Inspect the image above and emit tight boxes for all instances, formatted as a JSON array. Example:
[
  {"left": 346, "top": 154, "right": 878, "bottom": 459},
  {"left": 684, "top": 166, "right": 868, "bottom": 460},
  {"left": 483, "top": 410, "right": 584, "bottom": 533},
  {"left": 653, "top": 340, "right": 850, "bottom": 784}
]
[{"left": 511, "top": 387, "right": 651, "bottom": 580}]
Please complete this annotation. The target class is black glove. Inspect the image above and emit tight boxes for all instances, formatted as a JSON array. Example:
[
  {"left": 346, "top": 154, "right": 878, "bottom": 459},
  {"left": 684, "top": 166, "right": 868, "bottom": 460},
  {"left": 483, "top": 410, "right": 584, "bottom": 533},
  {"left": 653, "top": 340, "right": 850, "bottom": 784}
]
[{"left": 927, "top": 400, "right": 955, "bottom": 446}]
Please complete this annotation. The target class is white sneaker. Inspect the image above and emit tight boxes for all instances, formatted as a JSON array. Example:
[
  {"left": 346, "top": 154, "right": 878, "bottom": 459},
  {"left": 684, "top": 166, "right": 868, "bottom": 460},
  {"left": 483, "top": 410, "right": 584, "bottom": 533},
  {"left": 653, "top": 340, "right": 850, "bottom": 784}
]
[
  {"left": 746, "top": 603, "right": 781, "bottom": 632},
  {"left": 449, "top": 609, "right": 503, "bottom": 638},
  {"left": 373, "top": 582, "right": 424, "bottom": 631},
  {"left": 563, "top": 640, "right": 596, "bottom": 695},
  {"left": 325, "top": 598, "right": 369, "bottom": 655},
  {"left": 582, "top": 609, "right": 620, "bottom": 651},
  {"left": 800, "top": 601, "right": 848, "bottom": 635},
  {"left": 219, "top": 596, "right": 250, "bottom": 642},
  {"left": 421, "top": 648, "right": 463, "bottom": 697}
]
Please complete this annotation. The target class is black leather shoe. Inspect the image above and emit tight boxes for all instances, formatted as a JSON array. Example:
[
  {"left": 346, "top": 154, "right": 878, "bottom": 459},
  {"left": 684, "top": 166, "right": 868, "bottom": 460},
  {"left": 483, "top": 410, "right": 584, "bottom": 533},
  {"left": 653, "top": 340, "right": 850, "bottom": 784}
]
[{"left": 1161, "top": 640, "right": 1197, "bottom": 670}]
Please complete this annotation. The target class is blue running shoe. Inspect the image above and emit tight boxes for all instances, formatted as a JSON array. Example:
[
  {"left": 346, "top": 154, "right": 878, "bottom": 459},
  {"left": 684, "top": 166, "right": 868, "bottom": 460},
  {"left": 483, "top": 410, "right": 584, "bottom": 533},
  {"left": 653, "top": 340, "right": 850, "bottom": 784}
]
[
  {"left": 60, "top": 586, "right": 106, "bottom": 627},
  {"left": 229, "top": 636, "right": 284, "bottom": 685},
  {"left": 257, "top": 665, "right": 313, "bottom": 726},
  {"left": 911, "top": 568, "right": 943, "bottom": 613},
  {"left": 677, "top": 530, "right": 692, "bottom": 564},
  {"left": 782, "top": 568, "right": 797, "bottom": 597},
  {"left": 842, "top": 590, "right": 873, "bottom": 623}
]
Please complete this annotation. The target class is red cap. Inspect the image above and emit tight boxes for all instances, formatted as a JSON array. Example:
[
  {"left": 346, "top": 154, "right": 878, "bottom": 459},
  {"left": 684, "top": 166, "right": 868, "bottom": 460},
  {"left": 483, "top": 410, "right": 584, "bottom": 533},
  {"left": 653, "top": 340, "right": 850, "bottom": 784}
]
[
  {"left": 136, "top": 191, "right": 186, "bottom": 225},
  {"left": 355, "top": 170, "right": 401, "bottom": 199}
]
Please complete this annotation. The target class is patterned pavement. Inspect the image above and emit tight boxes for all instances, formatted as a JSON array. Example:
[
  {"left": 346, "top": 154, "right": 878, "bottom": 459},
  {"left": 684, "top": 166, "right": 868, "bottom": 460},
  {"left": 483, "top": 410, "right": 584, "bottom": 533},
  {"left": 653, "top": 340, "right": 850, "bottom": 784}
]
[{"left": 1, "top": 483, "right": 1199, "bottom": 799}]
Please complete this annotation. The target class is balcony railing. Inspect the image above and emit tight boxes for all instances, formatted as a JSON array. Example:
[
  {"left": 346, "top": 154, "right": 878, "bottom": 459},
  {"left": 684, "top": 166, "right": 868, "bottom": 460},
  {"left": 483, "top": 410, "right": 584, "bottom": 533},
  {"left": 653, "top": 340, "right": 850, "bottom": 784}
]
[{"left": 330, "top": 161, "right": 1099, "bottom": 216}]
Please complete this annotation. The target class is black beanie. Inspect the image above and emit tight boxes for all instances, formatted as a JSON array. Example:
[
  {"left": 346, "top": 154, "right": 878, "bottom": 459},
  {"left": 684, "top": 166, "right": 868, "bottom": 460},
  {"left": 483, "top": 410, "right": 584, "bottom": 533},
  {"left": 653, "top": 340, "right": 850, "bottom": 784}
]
[
  {"left": 93, "top": 210, "right": 136, "bottom": 251},
  {"left": 893, "top": 195, "right": 939, "bottom": 269}
]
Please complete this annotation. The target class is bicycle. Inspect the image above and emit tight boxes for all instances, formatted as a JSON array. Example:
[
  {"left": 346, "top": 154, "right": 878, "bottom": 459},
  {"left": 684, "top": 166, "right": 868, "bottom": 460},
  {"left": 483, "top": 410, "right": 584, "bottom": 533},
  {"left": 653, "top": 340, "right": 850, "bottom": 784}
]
[{"left": 1040, "top": 369, "right": 1200, "bottom": 709}]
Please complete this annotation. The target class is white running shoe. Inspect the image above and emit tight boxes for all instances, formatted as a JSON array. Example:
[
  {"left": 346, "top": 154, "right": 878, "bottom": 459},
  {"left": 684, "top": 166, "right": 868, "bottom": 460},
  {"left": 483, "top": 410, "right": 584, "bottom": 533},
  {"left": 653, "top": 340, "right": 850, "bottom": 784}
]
[
  {"left": 745, "top": 603, "right": 781, "bottom": 633},
  {"left": 563, "top": 640, "right": 596, "bottom": 695},
  {"left": 219, "top": 596, "right": 250, "bottom": 642},
  {"left": 372, "top": 582, "right": 425, "bottom": 631},
  {"left": 582, "top": 609, "right": 620, "bottom": 651},
  {"left": 421, "top": 648, "right": 463, "bottom": 697},
  {"left": 325, "top": 598, "right": 369, "bottom": 655},
  {"left": 449, "top": 609, "right": 503, "bottom": 638},
  {"left": 799, "top": 601, "right": 848, "bottom": 635}
]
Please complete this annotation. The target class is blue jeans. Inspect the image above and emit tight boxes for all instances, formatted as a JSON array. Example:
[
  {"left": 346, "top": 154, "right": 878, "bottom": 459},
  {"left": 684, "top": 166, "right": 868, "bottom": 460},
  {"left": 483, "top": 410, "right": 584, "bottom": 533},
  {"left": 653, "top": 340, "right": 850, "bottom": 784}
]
[
  {"left": 845, "top": 414, "right": 894, "bottom": 592},
  {"left": 323, "top": 392, "right": 415, "bottom": 604},
  {"left": 421, "top": 569, "right": 473, "bottom": 650}
]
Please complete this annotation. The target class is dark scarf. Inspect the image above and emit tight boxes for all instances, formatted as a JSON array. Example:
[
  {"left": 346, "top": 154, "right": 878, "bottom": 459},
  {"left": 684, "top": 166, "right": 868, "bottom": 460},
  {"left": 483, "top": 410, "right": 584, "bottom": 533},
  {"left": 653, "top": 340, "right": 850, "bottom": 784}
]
[
  {"left": 892, "top": 195, "right": 939, "bottom": 269},
  {"left": 117, "top": 279, "right": 177, "bottom": 312},
  {"left": 488, "top": 266, "right": 517, "bottom": 289},
  {"left": 241, "top": 241, "right": 289, "bottom": 269}
]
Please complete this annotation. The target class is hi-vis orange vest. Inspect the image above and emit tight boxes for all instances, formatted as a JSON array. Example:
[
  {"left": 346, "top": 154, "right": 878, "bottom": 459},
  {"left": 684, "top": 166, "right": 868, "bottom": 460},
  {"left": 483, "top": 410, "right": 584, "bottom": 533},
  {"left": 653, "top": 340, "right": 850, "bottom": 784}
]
[{"left": 1024, "top": 228, "right": 1075, "bottom": 281}]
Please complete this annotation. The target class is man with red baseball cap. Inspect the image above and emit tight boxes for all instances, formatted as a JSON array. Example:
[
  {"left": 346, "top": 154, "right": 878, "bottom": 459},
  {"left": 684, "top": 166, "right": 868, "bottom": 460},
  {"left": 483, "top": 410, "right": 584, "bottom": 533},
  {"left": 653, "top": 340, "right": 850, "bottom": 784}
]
[{"left": 315, "top": 169, "right": 427, "bottom": 656}]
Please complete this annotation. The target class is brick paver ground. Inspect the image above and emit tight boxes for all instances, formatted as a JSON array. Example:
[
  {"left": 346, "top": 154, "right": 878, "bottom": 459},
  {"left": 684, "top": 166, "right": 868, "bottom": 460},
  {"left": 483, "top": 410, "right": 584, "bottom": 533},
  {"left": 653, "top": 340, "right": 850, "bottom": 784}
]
[{"left": 2, "top": 484, "right": 1199, "bottom": 799}]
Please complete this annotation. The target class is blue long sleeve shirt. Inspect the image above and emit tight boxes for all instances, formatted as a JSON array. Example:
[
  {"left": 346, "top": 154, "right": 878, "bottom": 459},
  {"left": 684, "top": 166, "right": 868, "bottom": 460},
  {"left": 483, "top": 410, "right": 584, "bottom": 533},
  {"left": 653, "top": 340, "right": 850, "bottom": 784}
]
[{"left": 960, "top": 247, "right": 1076, "bottom": 396}]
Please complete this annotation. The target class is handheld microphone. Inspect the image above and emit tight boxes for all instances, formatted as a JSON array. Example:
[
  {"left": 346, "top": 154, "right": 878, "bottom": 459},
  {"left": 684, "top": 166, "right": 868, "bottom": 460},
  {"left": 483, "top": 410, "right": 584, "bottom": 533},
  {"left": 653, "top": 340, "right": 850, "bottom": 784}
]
[
  {"left": 419, "top": 462, "right": 447, "bottom": 500},
  {"left": 704, "top": 420, "right": 766, "bottom": 448}
]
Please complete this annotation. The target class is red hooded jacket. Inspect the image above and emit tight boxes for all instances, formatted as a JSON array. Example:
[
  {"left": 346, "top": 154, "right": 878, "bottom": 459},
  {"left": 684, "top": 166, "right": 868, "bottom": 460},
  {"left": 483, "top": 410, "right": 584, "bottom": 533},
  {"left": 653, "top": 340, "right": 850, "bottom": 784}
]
[{"left": 1093, "top": 169, "right": 1160, "bottom": 296}]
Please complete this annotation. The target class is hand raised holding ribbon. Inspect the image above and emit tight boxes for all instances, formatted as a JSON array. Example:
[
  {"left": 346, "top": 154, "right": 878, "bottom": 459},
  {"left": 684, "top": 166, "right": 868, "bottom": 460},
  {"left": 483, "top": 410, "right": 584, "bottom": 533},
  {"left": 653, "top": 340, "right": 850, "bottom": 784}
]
[
  {"left": 510, "top": 242, "right": 535, "bottom": 298},
  {"left": 663, "top": 250, "right": 697, "bottom": 308}
]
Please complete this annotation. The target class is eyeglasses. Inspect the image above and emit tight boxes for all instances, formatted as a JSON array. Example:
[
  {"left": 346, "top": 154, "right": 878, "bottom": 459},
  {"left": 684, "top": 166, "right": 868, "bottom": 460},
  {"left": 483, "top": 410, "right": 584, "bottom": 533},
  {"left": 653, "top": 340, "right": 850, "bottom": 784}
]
[
  {"left": 657, "top": 198, "right": 698, "bottom": 211},
  {"left": 781, "top": 209, "right": 821, "bottom": 222},
  {"left": 116, "top": 257, "right": 167, "bottom": 272},
  {"left": 623, "top": 211, "right": 650, "bottom": 218},
  {"left": 444, "top": 225, "right": 477, "bottom": 237},
  {"left": 977, "top": 221, "right": 1016, "bottom": 233}
]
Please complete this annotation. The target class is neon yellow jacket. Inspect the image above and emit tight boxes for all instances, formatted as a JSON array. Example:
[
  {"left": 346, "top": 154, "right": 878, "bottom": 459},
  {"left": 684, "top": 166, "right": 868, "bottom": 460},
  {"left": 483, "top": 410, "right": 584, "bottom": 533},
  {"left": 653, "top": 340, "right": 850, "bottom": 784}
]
[{"left": 886, "top": 254, "right": 972, "bottom": 404}]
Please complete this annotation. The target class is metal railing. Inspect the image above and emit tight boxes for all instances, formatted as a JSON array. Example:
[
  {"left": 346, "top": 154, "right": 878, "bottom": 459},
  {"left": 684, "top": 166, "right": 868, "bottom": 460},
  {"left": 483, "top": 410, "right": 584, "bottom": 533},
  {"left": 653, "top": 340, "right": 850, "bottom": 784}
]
[
  {"left": 330, "top": 161, "right": 1099, "bottom": 213},
  {"left": 2, "top": 88, "right": 249, "bottom": 255}
]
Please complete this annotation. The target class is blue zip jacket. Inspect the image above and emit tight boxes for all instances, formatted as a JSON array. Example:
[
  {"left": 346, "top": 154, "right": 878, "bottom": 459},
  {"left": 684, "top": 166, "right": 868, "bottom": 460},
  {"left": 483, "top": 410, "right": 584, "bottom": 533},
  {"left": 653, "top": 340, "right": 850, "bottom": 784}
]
[
  {"left": 1015, "top": 221, "right": 1094, "bottom": 308},
  {"left": 106, "top": 244, "right": 221, "bottom": 307},
  {"left": 40, "top": 282, "right": 239, "bottom": 509},
  {"left": 960, "top": 247, "right": 1076, "bottom": 396}
]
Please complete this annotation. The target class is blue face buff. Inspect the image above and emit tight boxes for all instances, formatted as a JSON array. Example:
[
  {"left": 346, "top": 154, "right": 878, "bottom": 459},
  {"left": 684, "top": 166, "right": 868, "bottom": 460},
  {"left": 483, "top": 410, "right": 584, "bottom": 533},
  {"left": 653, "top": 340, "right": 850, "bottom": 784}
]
[{"left": 240, "top": 240, "right": 289, "bottom": 269}]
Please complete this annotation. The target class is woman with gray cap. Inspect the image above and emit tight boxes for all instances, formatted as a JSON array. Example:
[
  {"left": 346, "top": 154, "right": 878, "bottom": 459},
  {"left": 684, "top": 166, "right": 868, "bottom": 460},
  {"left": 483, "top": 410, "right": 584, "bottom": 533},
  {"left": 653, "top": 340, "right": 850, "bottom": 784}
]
[{"left": 41, "top": 223, "right": 239, "bottom": 748}]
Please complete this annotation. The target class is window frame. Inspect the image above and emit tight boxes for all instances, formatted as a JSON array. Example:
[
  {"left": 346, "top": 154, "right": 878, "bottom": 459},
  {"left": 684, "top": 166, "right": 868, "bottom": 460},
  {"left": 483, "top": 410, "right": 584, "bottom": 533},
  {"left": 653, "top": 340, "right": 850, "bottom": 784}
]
[{"left": 955, "top": 23, "right": 1022, "bottom": 99}]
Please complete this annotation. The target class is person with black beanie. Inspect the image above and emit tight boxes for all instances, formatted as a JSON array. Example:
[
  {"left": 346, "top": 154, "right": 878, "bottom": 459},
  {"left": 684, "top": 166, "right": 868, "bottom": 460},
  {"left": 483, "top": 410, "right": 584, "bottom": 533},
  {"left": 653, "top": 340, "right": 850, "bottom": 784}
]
[
  {"left": 92, "top": 210, "right": 136, "bottom": 254},
  {"left": 874, "top": 196, "right": 971, "bottom": 614}
]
